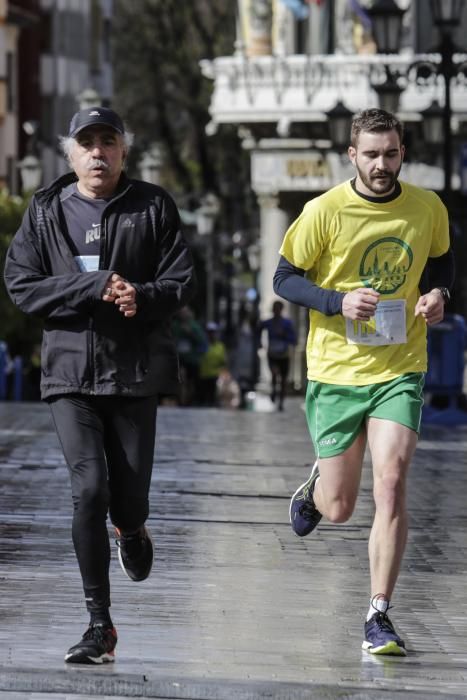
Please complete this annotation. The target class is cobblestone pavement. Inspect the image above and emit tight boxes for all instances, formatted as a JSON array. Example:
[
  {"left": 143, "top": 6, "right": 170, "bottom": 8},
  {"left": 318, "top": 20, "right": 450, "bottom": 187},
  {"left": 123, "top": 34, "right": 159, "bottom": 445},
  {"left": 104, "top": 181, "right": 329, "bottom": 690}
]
[{"left": 0, "top": 399, "right": 466, "bottom": 699}]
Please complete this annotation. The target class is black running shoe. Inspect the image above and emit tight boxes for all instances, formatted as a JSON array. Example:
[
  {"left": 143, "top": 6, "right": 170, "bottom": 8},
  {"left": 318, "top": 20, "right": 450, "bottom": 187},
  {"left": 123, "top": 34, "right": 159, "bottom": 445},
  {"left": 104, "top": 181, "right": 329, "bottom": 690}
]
[
  {"left": 64, "top": 623, "right": 117, "bottom": 664},
  {"left": 362, "top": 612, "right": 406, "bottom": 656},
  {"left": 289, "top": 461, "right": 322, "bottom": 536},
  {"left": 115, "top": 525, "right": 153, "bottom": 582}
]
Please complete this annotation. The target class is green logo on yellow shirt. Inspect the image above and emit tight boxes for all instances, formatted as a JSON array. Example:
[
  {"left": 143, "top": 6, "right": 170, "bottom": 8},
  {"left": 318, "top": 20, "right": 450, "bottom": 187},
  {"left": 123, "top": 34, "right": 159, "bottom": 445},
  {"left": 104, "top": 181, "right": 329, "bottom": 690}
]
[{"left": 360, "top": 237, "right": 413, "bottom": 294}]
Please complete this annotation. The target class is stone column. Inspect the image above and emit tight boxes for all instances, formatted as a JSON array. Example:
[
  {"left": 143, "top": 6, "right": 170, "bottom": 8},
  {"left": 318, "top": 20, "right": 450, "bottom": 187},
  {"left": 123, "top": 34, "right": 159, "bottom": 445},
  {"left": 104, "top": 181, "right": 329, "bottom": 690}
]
[
  {"left": 255, "top": 193, "right": 290, "bottom": 392},
  {"left": 256, "top": 193, "right": 289, "bottom": 319}
]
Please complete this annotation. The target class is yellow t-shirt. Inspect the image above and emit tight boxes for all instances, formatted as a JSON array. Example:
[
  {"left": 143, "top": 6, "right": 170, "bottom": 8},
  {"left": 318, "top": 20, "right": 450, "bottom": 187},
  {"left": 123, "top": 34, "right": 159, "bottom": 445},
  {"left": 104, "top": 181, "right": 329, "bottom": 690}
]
[{"left": 279, "top": 180, "right": 449, "bottom": 385}]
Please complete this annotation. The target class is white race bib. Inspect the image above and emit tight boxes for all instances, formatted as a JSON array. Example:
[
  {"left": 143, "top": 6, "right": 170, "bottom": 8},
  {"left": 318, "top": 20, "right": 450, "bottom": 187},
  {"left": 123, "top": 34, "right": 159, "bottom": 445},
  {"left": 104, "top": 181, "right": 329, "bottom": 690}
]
[
  {"left": 346, "top": 299, "right": 407, "bottom": 346},
  {"left": 75, "top": 255, "right": 100, "bottom": 272}
]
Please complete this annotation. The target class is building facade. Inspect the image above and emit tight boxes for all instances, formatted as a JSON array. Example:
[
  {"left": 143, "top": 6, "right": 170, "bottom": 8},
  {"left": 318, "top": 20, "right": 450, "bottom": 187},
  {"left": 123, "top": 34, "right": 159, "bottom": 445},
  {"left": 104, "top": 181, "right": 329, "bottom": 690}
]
[
  {"left": 0, "top": 0, "right": 114, "bottom": 194},
  {"left": 0, "top": 0, "right": 40, "bottom": 193},
  {"left": 38, "top": 0, "right": 114, "bottom": 184}
]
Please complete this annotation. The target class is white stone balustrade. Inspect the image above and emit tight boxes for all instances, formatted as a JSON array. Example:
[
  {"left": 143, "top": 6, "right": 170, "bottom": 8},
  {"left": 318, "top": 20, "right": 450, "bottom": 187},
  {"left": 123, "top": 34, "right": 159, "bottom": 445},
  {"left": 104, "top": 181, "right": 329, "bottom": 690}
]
[{"left": 200, "top": 52, "right": 467, "bottom": 129}]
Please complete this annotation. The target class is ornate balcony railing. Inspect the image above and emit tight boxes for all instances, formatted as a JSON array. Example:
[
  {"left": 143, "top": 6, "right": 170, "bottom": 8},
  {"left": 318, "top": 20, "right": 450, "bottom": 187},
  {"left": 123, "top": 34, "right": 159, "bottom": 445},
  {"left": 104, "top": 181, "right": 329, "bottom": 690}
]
[{"left": 200, "top": 52, "right": 467, "bottom": 130}]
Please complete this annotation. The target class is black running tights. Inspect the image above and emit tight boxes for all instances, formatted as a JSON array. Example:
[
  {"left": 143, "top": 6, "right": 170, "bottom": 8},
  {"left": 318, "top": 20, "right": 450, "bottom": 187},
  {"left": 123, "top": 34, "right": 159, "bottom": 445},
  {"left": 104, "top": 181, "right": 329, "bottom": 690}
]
[{"left": 49, "top": 394, "right": 158, "bottom": 613}]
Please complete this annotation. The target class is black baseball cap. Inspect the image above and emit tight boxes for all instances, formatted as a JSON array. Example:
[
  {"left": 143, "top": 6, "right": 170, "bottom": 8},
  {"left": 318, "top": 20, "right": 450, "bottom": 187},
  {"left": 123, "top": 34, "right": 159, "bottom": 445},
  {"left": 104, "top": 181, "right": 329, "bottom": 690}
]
[{"left": 68, "top": 107, "right": 125, "bottom": 138}]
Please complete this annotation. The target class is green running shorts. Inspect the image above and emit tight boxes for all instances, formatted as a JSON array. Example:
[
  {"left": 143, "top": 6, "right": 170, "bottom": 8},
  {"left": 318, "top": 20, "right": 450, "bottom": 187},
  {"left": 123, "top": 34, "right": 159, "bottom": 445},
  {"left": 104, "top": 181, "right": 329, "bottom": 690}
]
[{"left": 305, "top": 373, "right": 425, "bottom": 458}]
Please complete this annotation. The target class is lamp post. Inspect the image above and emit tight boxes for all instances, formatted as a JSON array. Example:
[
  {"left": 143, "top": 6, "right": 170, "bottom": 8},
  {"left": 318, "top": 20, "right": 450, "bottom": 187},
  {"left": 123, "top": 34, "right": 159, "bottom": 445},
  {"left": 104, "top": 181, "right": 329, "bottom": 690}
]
[
  {"left": 196, "top": 193, "right": 221, "bottom": 322},
  {"left": 367, "top": 0, "right": 467, "bottom": 199},
  {"left": 18, "top": 119, "right": 42, "bottom": 194},
  {"left": 366, "top": 0, "right": 405, "bottom": 55},
  {"left": 18, "top": 155, "right": 42, "bottom": 193},
  {"left": 419, "top": 99, "right": 445, "bottom": 147},
  {"left": 139, "top": 143, "right": 164, "bottom": 185},
  {"left": 428, "top": 0, "right": 465, "bottom": 197},
  {"left": 325, "top": 100, "right": 354, "bottom": 151},
  {"left": 247, "top": 242, "right": 260, "bottom": 284},
  {"left": 246, "top": 241, "right": 261, "bottom": 309},
  {"left": 77, "top": 88, "right": 102, "bottom": 110}
]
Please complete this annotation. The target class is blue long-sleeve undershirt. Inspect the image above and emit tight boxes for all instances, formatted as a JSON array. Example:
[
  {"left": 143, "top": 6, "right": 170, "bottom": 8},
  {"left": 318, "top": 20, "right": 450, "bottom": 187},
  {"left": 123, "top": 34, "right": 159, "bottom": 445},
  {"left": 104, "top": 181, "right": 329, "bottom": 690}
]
[
  {"left": 273, "top": 250, "right": 455, "bottom": 316},
  {"left": 273, "top": 257, "right": 345, "bottom": 315}
]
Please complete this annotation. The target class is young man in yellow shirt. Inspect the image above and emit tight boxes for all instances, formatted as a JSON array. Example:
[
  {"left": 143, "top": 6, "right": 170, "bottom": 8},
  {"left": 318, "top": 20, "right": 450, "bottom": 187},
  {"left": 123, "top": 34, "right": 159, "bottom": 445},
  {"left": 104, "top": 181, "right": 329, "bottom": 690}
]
[{"left": 274, "top": 108, "right": 454, "bottom": 655}]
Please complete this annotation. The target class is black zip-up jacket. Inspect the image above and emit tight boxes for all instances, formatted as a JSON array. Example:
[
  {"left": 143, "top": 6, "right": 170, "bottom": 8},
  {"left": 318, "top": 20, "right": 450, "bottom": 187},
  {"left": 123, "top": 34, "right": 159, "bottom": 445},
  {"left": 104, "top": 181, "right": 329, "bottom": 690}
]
[{"left": 4, "top": 172, "right": 195, "bottom": 399}]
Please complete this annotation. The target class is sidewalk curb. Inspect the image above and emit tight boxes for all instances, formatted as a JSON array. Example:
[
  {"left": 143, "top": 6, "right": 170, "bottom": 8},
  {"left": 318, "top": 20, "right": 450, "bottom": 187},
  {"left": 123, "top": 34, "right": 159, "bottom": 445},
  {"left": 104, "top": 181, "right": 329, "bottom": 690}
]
[{"left": 0, "top": 667, "right": 464, "bottom": 700}]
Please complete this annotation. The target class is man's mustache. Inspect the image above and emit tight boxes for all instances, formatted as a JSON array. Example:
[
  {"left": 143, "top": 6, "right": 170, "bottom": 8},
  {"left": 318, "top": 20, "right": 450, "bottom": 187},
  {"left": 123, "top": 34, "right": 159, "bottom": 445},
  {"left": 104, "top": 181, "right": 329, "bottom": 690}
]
[{"left": 86, "top": 159, "right": 109, "bottom": 170}]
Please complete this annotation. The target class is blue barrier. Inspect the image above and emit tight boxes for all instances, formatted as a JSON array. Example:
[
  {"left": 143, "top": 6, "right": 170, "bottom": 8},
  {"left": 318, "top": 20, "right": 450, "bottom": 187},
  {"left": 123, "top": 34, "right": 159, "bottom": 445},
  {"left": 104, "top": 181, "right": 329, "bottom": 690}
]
[
  {"left": 0, "top": 342, "right": 23, "bottom": 401},
  {"left": 12, "top": 356, "right": 23, "bottom": 401},
  {"left": 0, "top": 342, "right": 7, "bottom": 400},
  {"left": 422, "top": 313, "right": 467, "bottom": 425}
]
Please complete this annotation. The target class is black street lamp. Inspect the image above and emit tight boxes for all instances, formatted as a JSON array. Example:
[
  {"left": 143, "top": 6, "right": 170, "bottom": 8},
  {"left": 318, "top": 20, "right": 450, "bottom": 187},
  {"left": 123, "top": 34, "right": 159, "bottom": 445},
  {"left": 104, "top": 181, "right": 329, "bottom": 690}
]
[
  {"left": 366, "top": 0, "right": 405, "bottom": 55},
  {"left": 196, "top": 193, "right": 221, "bottom": 323},
  {"left": 372, "top": 70, "right": 404, "bottom": 115},
  {"left": 428, "top": 0, "right": 467, "bottom": 197},
  {"left": 18, "top": 154, "right": 42, "bottom": 193},
  {"left": 369, "top": 0, "right": 467, "bottom": 199},
  {"left": 430, "top": 0, "right": 465, "bottom": 28},
  {"left": 18, "top": 120, "right": 42, "bottom": 193},
  {"left": 419, "top": 100, "right": 445, "bottom": 147},
  {"left": 326, "top": 100, "right": 354, "bottom": 151}
]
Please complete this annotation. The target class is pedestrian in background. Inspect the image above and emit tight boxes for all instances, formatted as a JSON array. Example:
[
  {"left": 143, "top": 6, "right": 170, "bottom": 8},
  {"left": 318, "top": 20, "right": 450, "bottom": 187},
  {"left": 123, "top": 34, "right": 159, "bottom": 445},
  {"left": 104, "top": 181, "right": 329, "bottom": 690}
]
[
  {"left": 23, "top": 343, "right": 42, "bottom": 400},
  {"left": 259, "top": 300, "right": 297, "bottom": 411},
  {"left": 274, "top": 108, "right": 454, "bottom": 655},
  {"left": 4, "top": 106, "right": 195, "bottom": 664},
  {"left": 230, "top": 303, "right": 259, "bottom": 409},
  {"left": 172, "top": 306, "right": 207, "bottom": 405},
  {"left": 198, "top": 322, "right": 227, "bottom": 406}
]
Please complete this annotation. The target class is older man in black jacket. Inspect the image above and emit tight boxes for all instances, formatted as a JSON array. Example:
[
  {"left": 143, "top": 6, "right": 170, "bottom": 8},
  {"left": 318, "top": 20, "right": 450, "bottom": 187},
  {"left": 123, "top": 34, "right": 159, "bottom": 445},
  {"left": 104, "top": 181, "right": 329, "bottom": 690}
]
[{"left": 4, "top": 107, "right": 195, "bottom": 664}]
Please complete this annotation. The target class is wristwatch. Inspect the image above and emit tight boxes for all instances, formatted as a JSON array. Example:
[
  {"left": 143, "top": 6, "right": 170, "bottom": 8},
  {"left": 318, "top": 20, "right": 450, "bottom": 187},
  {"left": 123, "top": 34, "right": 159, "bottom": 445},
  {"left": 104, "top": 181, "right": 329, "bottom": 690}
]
[{"left": 434, "top": 287, "right": 451, "bottom": 304}]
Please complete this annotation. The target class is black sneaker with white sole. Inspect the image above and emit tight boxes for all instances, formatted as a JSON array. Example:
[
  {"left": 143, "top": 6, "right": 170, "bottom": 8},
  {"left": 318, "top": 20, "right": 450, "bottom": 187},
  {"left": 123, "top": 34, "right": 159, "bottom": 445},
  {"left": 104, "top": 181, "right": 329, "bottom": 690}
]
[
  {"left": 362, "top": 612, "right": 406, "bottom": 656},
  {"left": 115, "top": 525, "right": 153, "bottom": 582},
  {"left": 289, "top": 461, "right": 322, "bottom": 536},
  {"left": 64, "top": 623, "right": 117, "bottom": 664}
]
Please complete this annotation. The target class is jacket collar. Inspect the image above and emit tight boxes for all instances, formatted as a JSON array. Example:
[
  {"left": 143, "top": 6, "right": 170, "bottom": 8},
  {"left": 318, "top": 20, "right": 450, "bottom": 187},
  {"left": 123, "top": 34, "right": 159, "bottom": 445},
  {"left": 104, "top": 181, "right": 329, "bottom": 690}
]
[{"left": 35, "top": 171, "right": 132, "bottom": 208}]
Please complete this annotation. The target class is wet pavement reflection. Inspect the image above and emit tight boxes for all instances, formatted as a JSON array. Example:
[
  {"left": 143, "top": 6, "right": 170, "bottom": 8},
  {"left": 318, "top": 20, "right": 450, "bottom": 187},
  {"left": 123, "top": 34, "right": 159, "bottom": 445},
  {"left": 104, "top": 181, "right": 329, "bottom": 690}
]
[{"left": 0, "top": 400, "right": 466, "bottom": 698}]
